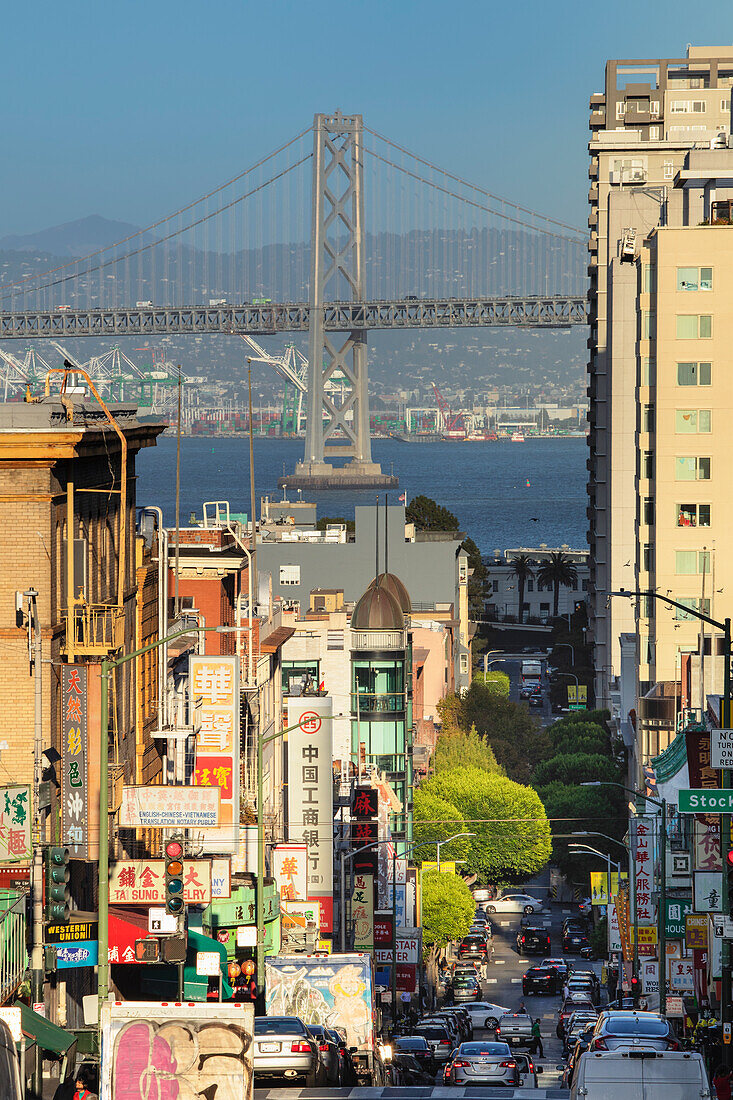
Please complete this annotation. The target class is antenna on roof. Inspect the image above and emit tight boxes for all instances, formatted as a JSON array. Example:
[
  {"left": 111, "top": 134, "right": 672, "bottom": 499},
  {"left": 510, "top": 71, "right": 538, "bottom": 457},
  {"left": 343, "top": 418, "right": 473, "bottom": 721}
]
[
  {"left": 384, "top": 493, "right": 389, "bottom": 576},
  {"left": 375, "top": 496, "right": 380, "bottom": 583}
]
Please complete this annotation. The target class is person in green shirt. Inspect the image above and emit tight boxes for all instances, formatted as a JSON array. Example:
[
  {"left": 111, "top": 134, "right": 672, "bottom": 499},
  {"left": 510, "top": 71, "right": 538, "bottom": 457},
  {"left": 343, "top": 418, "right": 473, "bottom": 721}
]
[{"left": 530, "top": 1018, "right": 544, "bottom": 1059}]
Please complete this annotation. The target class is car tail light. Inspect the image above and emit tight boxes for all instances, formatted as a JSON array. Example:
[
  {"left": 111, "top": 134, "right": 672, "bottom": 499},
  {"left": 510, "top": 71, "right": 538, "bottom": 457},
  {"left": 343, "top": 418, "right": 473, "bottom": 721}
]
[
  {"left": 500, "top": 1060, "right": 517, "bottom": 1068},
  {"left": 495, "top": 1027, "right": 500, "bottom": 1035},
  {"left": 440, "top": 1039, "right": 452, "bottom": 1046},
  {"left": 592, "top": 1038, "right": 607, "bottom": 1051},
  {"left": 668, "top": 1040, "right": 680, "bottom": 1051},
  {"left": 521, "top": 936, "right": 526, "bottom": 944},
  {"left": 291, "top": 1041, "right": 312, "bottom": 1053},
  {"left": 319, "top": 1042, "right": 330, "bottom": 1051},
  {"left": 453, "top": 1059, "right": 470, "bottom": 1068}
]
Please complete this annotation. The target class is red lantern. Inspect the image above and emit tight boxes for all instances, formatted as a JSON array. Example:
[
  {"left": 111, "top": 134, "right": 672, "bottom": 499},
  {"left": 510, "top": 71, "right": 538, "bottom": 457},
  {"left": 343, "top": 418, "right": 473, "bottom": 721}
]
[{"left": 228, "top": 962, "right": 241, "bottom": 980}]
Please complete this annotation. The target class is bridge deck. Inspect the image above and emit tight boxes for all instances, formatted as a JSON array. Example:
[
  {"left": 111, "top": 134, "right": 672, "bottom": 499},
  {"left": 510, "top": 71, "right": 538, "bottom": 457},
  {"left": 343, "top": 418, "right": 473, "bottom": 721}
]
[{"left": 0, "top": 296, "right": 588, "bottom": 339}]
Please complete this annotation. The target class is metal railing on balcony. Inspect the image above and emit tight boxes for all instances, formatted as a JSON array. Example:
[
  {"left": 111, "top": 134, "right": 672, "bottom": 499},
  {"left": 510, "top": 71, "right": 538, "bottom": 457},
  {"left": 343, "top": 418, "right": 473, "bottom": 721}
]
[
  {"left": 0, "top": 891, "right": 27, "bottom": 1004},
  {"left": 351, "top": 692, "right": 405, "bottom": 714},
  {"left": 62, "top": 601, "right": 125, "bottom": 656}
]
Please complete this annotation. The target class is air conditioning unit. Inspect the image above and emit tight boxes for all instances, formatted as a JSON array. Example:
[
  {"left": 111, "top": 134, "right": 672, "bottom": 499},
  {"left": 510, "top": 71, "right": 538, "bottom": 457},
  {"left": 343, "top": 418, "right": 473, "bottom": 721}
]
[
  {"left": 620, "top": 228, "right": 638, "bottom": 263},
  {"left": 670, "top": 852, "right": 691, "bottom": 877}
]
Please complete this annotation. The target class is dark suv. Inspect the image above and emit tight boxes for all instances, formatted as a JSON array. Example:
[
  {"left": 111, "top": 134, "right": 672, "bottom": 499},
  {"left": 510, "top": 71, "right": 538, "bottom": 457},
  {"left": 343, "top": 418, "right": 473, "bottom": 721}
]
[
  {"left": 458, "top": 934, "right": 489, "bottom": 961},
  {"left": 517, "top": 925, "right": 551, "bottom": 955},
  {"left": 562, "top": 919, "right": 590, "bottom": 953},
  {"left": 522, "top": 966, "right": 559, "bottom": 995}
]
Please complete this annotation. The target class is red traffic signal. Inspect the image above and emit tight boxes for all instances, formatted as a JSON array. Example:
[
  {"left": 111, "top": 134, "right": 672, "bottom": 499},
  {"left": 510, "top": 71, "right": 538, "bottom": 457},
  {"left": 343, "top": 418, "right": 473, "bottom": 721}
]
[{"left": 726, "top": 849, "right": 733, "bottom": 868}]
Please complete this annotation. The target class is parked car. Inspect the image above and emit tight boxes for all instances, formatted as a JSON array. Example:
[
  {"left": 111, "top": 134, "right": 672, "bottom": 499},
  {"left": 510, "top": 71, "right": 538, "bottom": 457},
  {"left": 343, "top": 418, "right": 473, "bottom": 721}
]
[
  {"left": 496, "top": 1013, "right": 534, "bottom": 1048},
  {"left": 562, "top": 1015, "right": 598, "bottom": 1058},
  {"left": 413, "top": 1023, "right": 455, "bottom": 1064},
  {"left": 486, "top": 893, "right": 544, "bottom": 915},
  {"left": 517, "top": 925, "right": 552, "bottom": 955},
  {"left": 421, "top": 1015, "right": 461, "bottom": 1046},
  {"left": 446, "top": 1041, "right": 519, "bottom": 1087},
  {"left": 588, "top": 1011, "right": 680, "bottom": 1052},
  {"left": 460, "top": 1001, "right": 512, "bottom": 1031},
  {"left": 569, "top": 1049, "right": 708, "bottom": 1100},
  {"left": 522, "top": 965, "right": 559, "bottom": 995},
  {"left": 514, "top": 1051, "right": 542, "bottom": 1088},
  {"left": 307, "top": 1023, "right": 341, "bottom": 1085},
  {"left": 392, "top": 1052, "right": 435, "bottom": 1085},
  {"left": 434, "top": 1009, "right": 472, "bottom": 1042},
  {"left": 253, "top": 1016, "right": 323, "bottom": 1086},
  {"left": 561, "top": 1034, "right": 593, "bottom": 1089},
  {"left": 327, "top": 1028, "right": 358, "bottom": 1085},
  {"left": 393, "top": 1035, "right": 436, "bottom": 1075}
]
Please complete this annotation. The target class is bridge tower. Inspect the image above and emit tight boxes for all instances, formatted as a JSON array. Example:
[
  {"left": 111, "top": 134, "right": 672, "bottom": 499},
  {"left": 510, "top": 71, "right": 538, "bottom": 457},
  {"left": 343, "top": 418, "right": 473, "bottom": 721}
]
[{"left": 281, "top": 111, "right": 397, "bottom": 490}]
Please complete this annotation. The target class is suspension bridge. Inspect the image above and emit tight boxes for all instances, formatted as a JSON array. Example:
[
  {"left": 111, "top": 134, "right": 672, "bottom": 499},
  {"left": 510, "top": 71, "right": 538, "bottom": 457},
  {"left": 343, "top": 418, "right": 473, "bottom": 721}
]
[{"left": 0, "top": 111, "right": 588, "bottom": 487}]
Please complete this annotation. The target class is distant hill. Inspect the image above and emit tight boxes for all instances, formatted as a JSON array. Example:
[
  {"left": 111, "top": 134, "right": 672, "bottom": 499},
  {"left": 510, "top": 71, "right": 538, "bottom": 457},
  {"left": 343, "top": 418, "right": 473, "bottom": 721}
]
[{"left": 0, "top": 215, "right": 149, "bottom": 257}]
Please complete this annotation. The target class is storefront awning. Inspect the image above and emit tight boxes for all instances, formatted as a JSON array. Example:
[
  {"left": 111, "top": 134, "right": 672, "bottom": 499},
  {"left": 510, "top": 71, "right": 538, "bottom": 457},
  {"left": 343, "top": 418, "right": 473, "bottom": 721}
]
[
  {"left": 14, "top": 1001, "right": 76, "bottom": 1057},
  {"left": 183, "top": 928, "right": 233, "bottom": 999}
]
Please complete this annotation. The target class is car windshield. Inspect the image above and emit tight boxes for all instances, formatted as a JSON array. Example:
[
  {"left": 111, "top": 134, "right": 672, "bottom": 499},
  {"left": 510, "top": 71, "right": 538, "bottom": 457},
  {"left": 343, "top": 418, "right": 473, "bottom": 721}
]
[
  {"left": 606, "top": 1018, "right": 668, "bottom": 1037},
  {"left": 396, "top": 1038, "right": 428, "bottom": 1049},
  {"left": 255, "top": 1017, "right": 305, "bottom": 1034},
  {"left": 454, "top": 974, "right": 479, "bottom": 987},
  {"left": 529, "top": 969, "right": 553, "bottom": 977},
  {"left": 461, "top": 1043, "right": 509, "bottom": 1056},
  {"left": 308, "top": 1025, "right": 326, "bottom": 1037},
  {"left": 415, "top": 1027, "right": 448, "bottom": 1039},
  {"left": 501, "top": 1015, "right": 531, "bottom": 1024},
  {"left": 463, "top": 936, "right": 486, "bottom": 945}
]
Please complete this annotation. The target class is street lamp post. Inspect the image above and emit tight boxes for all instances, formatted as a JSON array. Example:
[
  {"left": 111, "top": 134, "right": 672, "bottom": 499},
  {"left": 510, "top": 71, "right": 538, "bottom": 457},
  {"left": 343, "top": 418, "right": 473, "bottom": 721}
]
[
  {"left": 582, "top": 780, "right": 666, "bottom": 1012},
  {"left": 555, "top": 642, "right": 575, "bottom": 667},
  {"left": 436, "top": 831, "right": 476, "bottom": 872}
]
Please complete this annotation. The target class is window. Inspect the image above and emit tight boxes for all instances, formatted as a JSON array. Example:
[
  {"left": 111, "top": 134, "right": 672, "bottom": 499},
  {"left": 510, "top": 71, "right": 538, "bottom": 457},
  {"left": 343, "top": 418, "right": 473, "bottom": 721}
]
[
  {"left": 675, "top": 550, "right": 711, "bottom": 574},
  {"left": 540, "top": 602, "right": 550, "bottom": 615},
  {"left": 675, "top": 410, "right": 711, "bottom": 433},
  {"left": 582, "top": 579, "right": 589, "bottom": 591},
  {"left": 642, "top": 543, "right": 653, "bottom": 572},
  {"left": 642, "top": 311, "right": 656, "bottom": 339},
  {"left": 643, "top": 451, "right": 654, "bottom": 479},
  {"left": 616, "top": 101, "right": 627, "bottom": 119},
  {"left": 677, "top": 361, "right": 711, "bottom": 386},
  {"left": 458, "top": 560, "right": 468, "bottom": 584},
  {"left": 527, "top": 579, "right": 534, "bottom": 592},
  {"left": 722, "top": 98, "right": 730, "bottom": 111},
  {"left": 649, "top": 125, "right": 660, "bottom": 140},
  {"left": 677, "top": 504, "right": 711, "bottom": 527},
  {"left": 643, "top": 497, "right": 655, "bottom": 525},
  {"left": 460, "top": 653, "right": 469, "bottom": 675},
  {"left": 676, "top": 456, "right": 711, "bottom": 480},
  {"left": 663, "top": 161, "right": 675, "bottom": 179},
  {"left": 642, "top": 595, "right": 655, "bottom": 618},
  {"left": 643, "top": 404, "right": 655, "bottom": 432},
  {"left": 492, "top": 579, "right": 499, "bottom": 593},
  {"left": 676, "top": 315, "right": 712, "bottom": 338},
  {"left": 327, "top": 630, "right": 344, "bottom": 650},
  {"left": 279, "top": 564, "right": 301, "bottom": 586},
  {"left": 675, "top": 596, "right": 711, "bottom": 620},
  {"left": 641, "top": 357, "right": 656, "bottom": 385},
  {"left": 677, "top": 267, "right": 713, "bottom": 291},
  {"left": 651, "top": 101, "right": 660, "bottom": 115}
]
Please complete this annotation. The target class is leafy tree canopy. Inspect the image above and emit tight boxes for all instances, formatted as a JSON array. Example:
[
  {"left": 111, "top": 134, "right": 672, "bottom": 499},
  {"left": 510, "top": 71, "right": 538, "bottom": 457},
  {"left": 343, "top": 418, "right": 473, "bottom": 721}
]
[
  {"left": 535, "top": 780, "right": 626, "bottom": 877},
  {"left": 422, "top": 767, "right": 552, "bottom": 881},
  {"left": 434, "top": 724, "right": 502, "bottom": 775},
  {"left": 472, "top": 670, "right": 511, "bottom": 697},
  {"left": 406, "top": 495, "right": 459, "bottom": 532},
  {"left": 413, "top": 789, "right": 469, "bottom": 862},
  {"left": 421, "top": 869, "right": 476, "bottom": 953},
  {"left": 316, "top": 515, "right": 355, "bottom": 533},
  {"left": 534, "top": 752, "right": 621, "bottom": 789}
]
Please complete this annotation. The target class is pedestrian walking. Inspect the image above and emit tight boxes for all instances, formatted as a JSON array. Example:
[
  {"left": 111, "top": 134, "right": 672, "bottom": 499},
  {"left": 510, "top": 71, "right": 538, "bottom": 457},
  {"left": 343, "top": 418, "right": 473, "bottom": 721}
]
[
  {"left": 562, "top": 980, "right": 570, "bottom": 1001},
  {"left": 531, "top": 1019, "right": 544, "bottom": 1060}
]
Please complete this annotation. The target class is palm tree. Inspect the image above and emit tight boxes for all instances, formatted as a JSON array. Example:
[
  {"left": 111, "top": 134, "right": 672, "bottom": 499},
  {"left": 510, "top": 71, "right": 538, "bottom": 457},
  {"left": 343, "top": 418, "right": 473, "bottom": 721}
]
[
  {"left": 510, "top": 554, "right": 534, "bottom": 623},
  {"left": 537, "top": 552, "right": 579, "bottom": 618}
]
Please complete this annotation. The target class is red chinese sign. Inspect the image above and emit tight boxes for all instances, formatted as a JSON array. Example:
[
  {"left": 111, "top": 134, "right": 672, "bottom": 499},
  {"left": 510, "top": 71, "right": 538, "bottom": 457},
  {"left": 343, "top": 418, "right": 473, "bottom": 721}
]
[{"left": 62, "top": 665, "right": 88, "bottom": 858}]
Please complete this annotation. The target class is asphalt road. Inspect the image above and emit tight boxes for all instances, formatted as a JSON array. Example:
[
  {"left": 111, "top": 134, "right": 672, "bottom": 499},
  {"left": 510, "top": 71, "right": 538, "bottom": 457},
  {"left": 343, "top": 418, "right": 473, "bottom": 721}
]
[{"left": 485, "top": 656, "right": 553, "bottom": 725}]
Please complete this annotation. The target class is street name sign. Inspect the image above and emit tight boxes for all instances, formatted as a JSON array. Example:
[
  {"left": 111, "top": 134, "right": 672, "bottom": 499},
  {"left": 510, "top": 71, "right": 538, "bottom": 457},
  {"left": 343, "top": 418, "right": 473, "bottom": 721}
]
[
  {"left": 678, "top": 789, "right": 733, "bottom": 813},
  {"left": 711, "top": 730, "right": 733, "bottom": 769}
]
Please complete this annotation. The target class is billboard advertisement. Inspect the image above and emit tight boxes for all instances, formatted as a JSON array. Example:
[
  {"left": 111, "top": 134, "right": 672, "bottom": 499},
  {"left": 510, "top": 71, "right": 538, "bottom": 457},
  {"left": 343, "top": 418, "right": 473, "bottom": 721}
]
[{"left": 190, "top": 655, "right": 240, "bottom": 854}]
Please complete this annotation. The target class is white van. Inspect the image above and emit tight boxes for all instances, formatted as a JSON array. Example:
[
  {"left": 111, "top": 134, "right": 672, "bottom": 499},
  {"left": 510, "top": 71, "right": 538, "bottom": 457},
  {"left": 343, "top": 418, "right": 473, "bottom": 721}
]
[
  {"left": 0, "top": 1019, "right": 22, "bottom": 1100},
  {"left": 570, "top": 1049, "right": 711, "bottom": 1100}
]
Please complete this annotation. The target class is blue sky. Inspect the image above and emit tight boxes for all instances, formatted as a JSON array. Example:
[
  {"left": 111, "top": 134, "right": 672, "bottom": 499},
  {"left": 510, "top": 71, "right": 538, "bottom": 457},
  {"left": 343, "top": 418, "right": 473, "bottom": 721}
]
[{"left": 3, "top": 0, "right": 731, "bottom": 238}]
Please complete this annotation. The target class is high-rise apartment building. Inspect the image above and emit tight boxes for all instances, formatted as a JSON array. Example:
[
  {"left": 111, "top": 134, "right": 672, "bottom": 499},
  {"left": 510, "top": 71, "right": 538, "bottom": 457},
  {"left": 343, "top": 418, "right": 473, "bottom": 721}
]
[{"left": 587, "top": 48, "right": 733, "bottom": 730}]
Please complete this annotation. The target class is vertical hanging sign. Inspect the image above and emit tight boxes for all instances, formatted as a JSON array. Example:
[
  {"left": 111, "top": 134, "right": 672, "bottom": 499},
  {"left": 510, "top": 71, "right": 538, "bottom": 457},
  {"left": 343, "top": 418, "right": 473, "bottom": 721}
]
[
  {"left": 190, "top": 655, "right": 240, "bottom": 854},
  {"left": 62, "top": 665, "right": 88, "bottom": 859},
  {"left": 287, "top": 697, "right": 334, "bottom": 933}
]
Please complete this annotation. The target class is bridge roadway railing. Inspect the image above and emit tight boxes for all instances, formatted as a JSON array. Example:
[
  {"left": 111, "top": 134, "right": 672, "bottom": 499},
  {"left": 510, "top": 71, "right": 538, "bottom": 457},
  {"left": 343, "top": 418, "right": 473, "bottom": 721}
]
[{"left": 0, "top": 296, "right": 588, "bottom": 339}]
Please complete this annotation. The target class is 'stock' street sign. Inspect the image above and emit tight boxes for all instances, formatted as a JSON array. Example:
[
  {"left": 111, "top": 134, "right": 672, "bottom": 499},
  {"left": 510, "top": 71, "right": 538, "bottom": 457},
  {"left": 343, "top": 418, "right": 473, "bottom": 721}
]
[{"left": 678, "top": 789, "right": 733, "bottom": 813}]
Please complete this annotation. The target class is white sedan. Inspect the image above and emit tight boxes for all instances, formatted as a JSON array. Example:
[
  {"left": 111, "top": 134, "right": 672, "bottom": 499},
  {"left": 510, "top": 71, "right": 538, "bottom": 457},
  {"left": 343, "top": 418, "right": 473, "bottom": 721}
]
[
  {"left": 460, "top": 1001, "right": 512, "bottom": 1030},
  {"left": 485, "top": 893, "right": 544, "bottom": 915}
]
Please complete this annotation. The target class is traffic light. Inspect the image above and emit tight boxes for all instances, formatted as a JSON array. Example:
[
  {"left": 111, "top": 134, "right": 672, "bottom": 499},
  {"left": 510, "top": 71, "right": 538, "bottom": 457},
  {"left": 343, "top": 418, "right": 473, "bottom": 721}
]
[
  {"left": 46, "top": 847, "right": 70, "bottom": 923},
  {"left": 134, "top": 938, "right": 161, "bottom": 963},
  {"left": 164, "top": 836, "right": 184, "bottom": 915},
  {"left": 630, "top": 974, "right": 641, "bottom": 1006}
]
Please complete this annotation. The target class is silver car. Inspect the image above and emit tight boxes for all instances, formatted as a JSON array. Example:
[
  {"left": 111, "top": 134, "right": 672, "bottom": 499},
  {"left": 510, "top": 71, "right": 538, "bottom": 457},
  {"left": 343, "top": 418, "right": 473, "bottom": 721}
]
[
  {"left": 447, "top": 1041, "right": 519, "bottom": 1087},
  {"left": 589, "top": 1011, "right": 679, "bottom": 1052},
  {"left": 253, "top": 1016, "right": 323, "bottom": 1086}
]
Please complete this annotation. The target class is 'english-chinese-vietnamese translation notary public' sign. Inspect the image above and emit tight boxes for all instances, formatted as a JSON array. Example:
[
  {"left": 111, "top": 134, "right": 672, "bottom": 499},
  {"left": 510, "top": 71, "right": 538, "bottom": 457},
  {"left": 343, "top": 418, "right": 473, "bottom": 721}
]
[{"left": 119, "top": 785, "right": 220, "bottom": 828}]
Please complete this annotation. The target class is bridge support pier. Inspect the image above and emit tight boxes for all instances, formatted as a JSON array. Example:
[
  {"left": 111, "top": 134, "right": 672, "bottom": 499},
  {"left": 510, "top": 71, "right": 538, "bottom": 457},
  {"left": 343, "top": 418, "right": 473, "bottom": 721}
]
[{"left": 282, "top": 110, "right": 397, "bottom": 491}]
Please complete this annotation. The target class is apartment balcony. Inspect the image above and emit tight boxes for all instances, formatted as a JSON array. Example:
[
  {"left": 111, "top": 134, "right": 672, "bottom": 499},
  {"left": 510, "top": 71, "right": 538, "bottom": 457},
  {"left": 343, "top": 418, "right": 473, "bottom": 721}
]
[
  {"left": 62, "top": 602, "right": 125, "bottom": 656},
  {"left": 589, "top": 110, "right": 606, "bottom": 129},
  {"left": 351, "top": 692, "right": 405, "bottom": 717},
  {"left": 587, "top": 258, "right": 598, "bottom": 274},
  {"left": 588, "top": 184, "right": 598, "bottom": 203},
  {"left": 588, "top": 209, "right": 598, "bottom": 229},
  {"left": 588, "top": 233, "right": 598, "bottom": 254},
  {"left": 588, "top": 160, "right": 599, "bottom": 180}
]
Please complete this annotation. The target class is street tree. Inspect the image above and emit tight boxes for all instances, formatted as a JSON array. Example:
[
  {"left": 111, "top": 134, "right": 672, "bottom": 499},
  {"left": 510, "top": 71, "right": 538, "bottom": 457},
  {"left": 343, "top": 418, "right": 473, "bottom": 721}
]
[
  {"left": 434, "top": 724, "right": 502, "bottom": 775},
  {"left": 405, "top": 495, "right": 459, "bottom": 532},
  {"left": 421, "top": 869, "right": 476, "bottom": 956},
  {"left": 534, "top": 752, "right": 621, "bottom": 788},
  {"left": 537, "top": 552, "right": 579, "bottom": 618},
  {"left": 422, "top": 767, "right": 552, "bottom": 881},
  {"left": 413, "top": 789, "right": 469, "bottom": 862}
]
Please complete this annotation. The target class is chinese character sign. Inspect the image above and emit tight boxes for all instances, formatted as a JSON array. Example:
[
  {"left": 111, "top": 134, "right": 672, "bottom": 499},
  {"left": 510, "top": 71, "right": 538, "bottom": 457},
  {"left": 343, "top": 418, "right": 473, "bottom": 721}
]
[
  {"left": 694, "top": 871, "right": 723, "bottom": 914},
  {"left": 287, "top": 697, "right": 334, "bottom": 932},
  {"left": 190, "top": 655, "right": 240, "bottom": 855},
  {"left": 109, "top": 860, "right": 212, "bottom": 903},
  {"left": 0, "top": 785, "right": 31, "bottom": 863},
  {"left": 632, "top": 816, "right": 656, "bottom": 926},
  {"left": 62, "top": 665, "right": 88, "bottom": 859},
  {"left": 273, "top": 844, "right": 308, "bottom": 902},
  {"left": 351, "top": 873, "right": 374, "bottom": 950},
  {"left": 665, "top": 897, "right": 694, "bottom": 938}
]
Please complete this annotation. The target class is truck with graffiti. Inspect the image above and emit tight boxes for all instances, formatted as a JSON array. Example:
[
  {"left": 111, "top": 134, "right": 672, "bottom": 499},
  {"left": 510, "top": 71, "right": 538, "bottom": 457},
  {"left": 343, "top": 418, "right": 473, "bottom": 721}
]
[
  {"left": 265, "top": 952, "right": 383, "bottom": 1084},
  {"left": 99, "top": 1000, "right": 254, "bottom": 1100}
]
